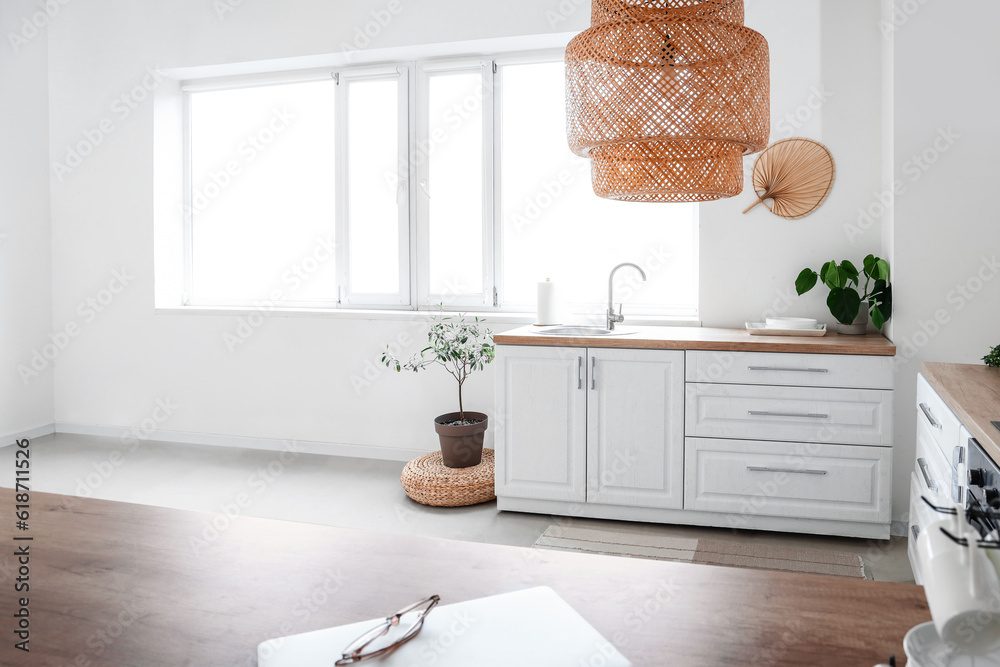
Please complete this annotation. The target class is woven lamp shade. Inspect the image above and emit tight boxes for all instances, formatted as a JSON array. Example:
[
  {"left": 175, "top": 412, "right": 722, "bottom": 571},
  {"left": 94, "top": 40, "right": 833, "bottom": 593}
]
[{"left": 566, "top": 0, "right": 770, "bottom": 202}]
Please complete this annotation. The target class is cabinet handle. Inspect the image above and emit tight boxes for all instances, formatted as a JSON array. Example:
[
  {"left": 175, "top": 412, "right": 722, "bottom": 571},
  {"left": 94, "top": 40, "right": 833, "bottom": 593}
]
[
  {"left": 917, "top": 458, "right": 936, "bottom": 490},
  {"left": 577, "top": 356, "right": 583, "bottom": 389},
  {"left": 919, "top": 403, "right": 942, "bottom": 429},
  {"left": 747, "top": 410, "right": 828, "bottom": 419},
  {"left": 590, "top": 356, "right": 596, "bottom": 390},
  {"left": 746, "top": 466, "right": 827, "bottom": 475},
  {"left": 912, "top": 525, "right": 920, "bottom": 539},
  {"left": 748, "top": 366, "right": 829, "bottom": 373}
]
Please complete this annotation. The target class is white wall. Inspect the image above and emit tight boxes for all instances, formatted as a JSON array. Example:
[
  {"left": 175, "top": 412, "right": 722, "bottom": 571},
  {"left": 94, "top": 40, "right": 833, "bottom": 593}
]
[
  {"left": 45, "top": 2, "right": 896, "bottom": 486},
  {"left": 703, "top": 0, "right": 885, "bottom": 327},
  {"left": 889, "top": 0, "right": 1000, "bottom": 522},
  {"left": 0, "top": 0, "right": 54, "bottom": 441}
]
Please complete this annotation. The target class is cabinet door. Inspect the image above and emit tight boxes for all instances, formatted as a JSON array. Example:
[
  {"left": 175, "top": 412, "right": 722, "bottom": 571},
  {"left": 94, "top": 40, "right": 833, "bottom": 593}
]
[
  {"left": 495, "top": 346, "right": 587, "bottom": 502},
  {"left": 587, "top": 348, "right": 684, "bottom": 509}
]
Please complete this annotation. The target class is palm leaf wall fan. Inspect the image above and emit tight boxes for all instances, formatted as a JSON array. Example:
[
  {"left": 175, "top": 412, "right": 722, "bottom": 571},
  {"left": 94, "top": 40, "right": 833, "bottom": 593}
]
[{"left": 742, "top": 138, "right": 836, "bottom": 219}]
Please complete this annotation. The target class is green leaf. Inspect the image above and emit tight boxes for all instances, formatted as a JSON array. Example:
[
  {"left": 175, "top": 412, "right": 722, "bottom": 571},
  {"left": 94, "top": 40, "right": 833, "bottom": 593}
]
[
  {"left": 840, "top": 260, "right": 860, "bottom": 285},
  {"left": 795, "top": 269, "right": 818, "bottom": 296},
  {"left": 863, "top": 254, "right": 877, "bottom": 278},
  {"left": 870, "top": 303, "right": 885, "bottom": 330},
  {"left": 819, "top": 261, "right": 838, "bottom": 288},
  {"left": 874, "top": 281, "right": 892, "bottom": 322},
  {"left": 827, "top": 287, "right": 862, "bottom": 325},
  {"left": 875, "top": 258, "right": 890, "bottom": 281}
]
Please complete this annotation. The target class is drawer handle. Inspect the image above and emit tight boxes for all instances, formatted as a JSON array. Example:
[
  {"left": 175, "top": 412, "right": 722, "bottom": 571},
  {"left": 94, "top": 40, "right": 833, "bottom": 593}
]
[
  {"left": 917, "top": 457, "right": 936, "bottom": 490},
  {"left": 747, "top": 366, "right": 829, "bottom": 373},
  {"left": 919, "top": 403, "right": 942, "bottom": 429},
  {"left": 746, "top": 466, "right": 827, "bottom": 475},
  {"left": 747, "top": 410, "right": 828, "bottom": 419},
  {"left": 912, "top": 525, "right": 920, "bottom": 539},
  {"left": 591, "top": 356, "right": 596, "bottom": 390},
  {"left": 577, "top": 356, "right": 583, "bottom": 390}
]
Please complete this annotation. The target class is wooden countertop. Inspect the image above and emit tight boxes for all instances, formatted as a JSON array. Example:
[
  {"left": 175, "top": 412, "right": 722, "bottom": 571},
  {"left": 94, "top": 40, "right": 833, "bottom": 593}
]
[
  {"left": 495, "top": 325, "right": 897, "bottom": 356},
  {"left": 0, "top": 489, "right": 929, "bottom": 666},
  {"left": 922, "top": 362, "right": 1000, "bottom": 461}
]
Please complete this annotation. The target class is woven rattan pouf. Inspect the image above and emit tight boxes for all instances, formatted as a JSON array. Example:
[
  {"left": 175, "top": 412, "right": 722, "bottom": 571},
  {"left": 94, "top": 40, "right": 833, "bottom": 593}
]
[{"left": 401, "top": 449, "right": 496, "bottom": 507}]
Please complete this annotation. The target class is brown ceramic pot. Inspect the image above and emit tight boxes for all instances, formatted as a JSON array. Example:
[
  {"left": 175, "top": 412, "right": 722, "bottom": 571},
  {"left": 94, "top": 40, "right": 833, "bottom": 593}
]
[{"left": 433, "top": 412, "right": 488, "bottom": 468}]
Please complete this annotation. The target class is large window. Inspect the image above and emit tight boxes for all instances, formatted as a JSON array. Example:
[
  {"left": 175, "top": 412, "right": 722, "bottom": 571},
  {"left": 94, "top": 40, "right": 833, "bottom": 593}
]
[{"left": 182, "top": 54, "right": 698, "bottom": 317}]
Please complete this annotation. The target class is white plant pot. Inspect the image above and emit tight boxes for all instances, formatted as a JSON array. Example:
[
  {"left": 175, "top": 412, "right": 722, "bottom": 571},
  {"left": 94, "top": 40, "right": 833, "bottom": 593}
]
[{"left": 836, "top": 308, "right": 869, "bottom": 335}]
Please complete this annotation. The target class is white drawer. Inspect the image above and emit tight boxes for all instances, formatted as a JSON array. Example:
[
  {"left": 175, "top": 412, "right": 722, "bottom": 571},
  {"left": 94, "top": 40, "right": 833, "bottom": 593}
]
[
  {"left": 686, "top": 351, "right": 893, "bottom": 389},
  {"left": 684, "top": 437, "right": 891, "bottom": 523},
  {"left": 686, "top": 383, "right": 893, "bottom": 446},
  {"left": 914, "top": 413, "right": 954, "bottom": 506},
  {"left": 916, "top": 373, "right": 962, "bottom": 460},
  {"left": 907, "top": 472, "right": 935, "bottom": 585}
]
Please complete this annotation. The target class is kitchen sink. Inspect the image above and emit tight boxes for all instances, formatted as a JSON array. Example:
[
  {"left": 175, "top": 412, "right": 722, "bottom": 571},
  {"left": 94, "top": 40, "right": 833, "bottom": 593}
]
[{"left": 534, "top": 326, "right": 636, "bottom": 337}]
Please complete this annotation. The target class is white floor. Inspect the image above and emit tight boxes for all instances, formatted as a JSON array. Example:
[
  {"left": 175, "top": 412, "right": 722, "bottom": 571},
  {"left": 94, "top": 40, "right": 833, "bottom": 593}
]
[{"left": 0, "top": 433, "right": 915, "bottom": 582}]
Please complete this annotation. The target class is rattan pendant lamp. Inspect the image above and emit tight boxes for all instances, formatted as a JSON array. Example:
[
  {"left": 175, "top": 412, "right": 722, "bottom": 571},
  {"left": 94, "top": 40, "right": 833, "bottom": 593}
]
[{"left": 566, "top": 0, "right": 770, "bottom": 202}]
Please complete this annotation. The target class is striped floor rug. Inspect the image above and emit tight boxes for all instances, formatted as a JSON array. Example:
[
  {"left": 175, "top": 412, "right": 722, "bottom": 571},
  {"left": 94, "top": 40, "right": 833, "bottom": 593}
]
[{"left": 533, "top": 526, "right": 868, "bottom": 579}]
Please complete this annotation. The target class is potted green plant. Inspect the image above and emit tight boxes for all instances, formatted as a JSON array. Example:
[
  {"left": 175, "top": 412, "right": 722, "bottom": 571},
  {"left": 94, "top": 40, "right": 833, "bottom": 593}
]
[
  {"left": 382, "top": 312, "right": 495, "bottom": 468},
  {"left": 984, "top": 345, "right": 1000, "bottom": 368},
  {"left": 795, "top": 254, "right": 893, "bottom": 334}
]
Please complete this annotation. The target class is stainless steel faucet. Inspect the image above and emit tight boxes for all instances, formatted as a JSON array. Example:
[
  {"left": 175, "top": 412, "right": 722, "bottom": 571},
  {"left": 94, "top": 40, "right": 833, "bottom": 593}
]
[{"left": 607, "top": 262, "right": 647, "bottom": 330}]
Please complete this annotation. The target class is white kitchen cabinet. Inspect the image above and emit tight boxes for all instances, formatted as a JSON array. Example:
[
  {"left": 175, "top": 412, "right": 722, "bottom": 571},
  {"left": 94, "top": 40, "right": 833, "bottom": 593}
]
[
  {"left": 587, "top": 348, "right": 684, "bottom": 509},
  {"left": 494, "top": 346, "right": 587, "bottom": 502},
  {"left": 494, "top": 328, "right": 895, "bottom": 540},
  {"left": 495, "top": 346, "right": 684, "bottom": 507}
]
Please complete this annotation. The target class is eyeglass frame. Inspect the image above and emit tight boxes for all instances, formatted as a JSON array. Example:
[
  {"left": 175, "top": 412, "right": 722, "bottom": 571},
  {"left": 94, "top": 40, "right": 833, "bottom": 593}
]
[{"left": 334, "top": 595, "right": 441, "bottom": 665}]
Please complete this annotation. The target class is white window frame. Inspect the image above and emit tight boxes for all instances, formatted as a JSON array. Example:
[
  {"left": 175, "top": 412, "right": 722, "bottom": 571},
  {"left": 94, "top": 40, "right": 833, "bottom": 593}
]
[
  {"left": 335, "top": 64, "right": 411, "bottom": 308},
  {"left": 181, "top": 70, "right": 340, "bottom": 308},
  {"left": 175, "top": 50, "right": 699, "bottom": 319},
  {"left": 490, "top": 50, "right": 564, "bottom": 314},
  {"left": 414, "top": 58, "right": 495, "bottom": 310}
]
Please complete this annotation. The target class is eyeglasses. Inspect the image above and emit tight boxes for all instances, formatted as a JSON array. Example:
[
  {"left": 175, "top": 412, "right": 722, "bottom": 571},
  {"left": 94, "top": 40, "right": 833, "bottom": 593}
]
[{"left": 334, "top": 595, "right": 440, "bottom": 665}]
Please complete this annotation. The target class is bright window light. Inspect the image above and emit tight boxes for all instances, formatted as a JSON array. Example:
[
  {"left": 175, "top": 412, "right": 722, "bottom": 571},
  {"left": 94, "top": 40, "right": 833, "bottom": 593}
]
[
  {"left": 500, "top": 61, "right": 698, "bottom": 317},
  {"left": 427, "top": 71, "right": 485, "bottom": 297},
  {"left": 347, "top": 78, "right": 400, "bottom": 295},
  {"left": 188, "top": 80, "right": 337, "bottom": 304}
]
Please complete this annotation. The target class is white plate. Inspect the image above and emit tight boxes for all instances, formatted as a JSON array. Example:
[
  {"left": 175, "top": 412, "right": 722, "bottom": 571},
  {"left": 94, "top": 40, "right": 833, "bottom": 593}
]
[
  {"left": 765, "top": 317, "right": 818, "bottom": 329},
  {"left": 746, "top": 322, "right": 826, "bottom": 337},
  {"left": 904, "top": 621, "right": 1000, "bottom": 667}
]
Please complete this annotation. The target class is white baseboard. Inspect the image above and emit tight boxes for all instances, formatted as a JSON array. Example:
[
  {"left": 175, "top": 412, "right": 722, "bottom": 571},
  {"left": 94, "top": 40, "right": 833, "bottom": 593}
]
[
  {"left": 1, "top": 423, "right": 56, "bottom": 446},
  {"left": 53, "top": 422, "right": 426, "bottom": 462}
]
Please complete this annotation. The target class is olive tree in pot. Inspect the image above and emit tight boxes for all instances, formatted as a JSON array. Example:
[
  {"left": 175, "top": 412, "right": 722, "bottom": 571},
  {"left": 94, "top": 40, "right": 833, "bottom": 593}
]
[
  {"left": 795, "top": 254, "right": 893, "bottom": 334},
  {"left": 382, "top": 313, "right": 495, "bottom": 468}
]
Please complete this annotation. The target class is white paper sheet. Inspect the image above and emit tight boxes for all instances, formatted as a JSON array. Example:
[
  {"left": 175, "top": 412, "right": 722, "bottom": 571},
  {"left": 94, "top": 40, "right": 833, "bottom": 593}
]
[{"left": 258, "top": 586, "right": 631, "bottom": 667}]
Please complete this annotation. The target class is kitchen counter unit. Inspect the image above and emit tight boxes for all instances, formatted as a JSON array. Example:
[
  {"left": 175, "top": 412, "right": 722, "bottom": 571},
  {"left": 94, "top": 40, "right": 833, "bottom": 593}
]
[
  {"left": 921, "top": 362, "right": 1000, "bottom": 462},
  {"left": 495, "top": 326, "right": 896, "bottom": 539},
  {"left": 494, "top": 325, "right": 896, "bottom": 356}
]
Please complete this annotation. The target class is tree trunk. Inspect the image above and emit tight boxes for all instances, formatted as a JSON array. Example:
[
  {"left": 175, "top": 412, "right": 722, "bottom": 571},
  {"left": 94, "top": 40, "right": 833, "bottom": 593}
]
[{"left": 458, "top": 380, "right": 464, "bottom": 423}]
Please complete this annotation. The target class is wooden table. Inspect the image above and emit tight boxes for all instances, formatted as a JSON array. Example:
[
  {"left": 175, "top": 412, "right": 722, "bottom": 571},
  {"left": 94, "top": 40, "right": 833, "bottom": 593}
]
[{"left": 0, "top": 489, "right": 929, "bottom": 666}]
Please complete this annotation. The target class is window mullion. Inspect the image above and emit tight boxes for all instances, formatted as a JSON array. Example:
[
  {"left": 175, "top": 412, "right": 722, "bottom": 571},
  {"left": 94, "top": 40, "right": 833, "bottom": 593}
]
[
  {"left": 396, "top": 66, "right": 411, "bottom": 307},
  {"left": 182, "top": 92, "right": 195, "bottom": 305},
  {"left": 407, "top": 63, "right": 419, "bottom": 310},
  {"left": 414, "top": 65, "right": 431, "bottom": 309},
  {"left": 334, "top": 70, "right": 350, "bottom": 307},
  {"left": 482, "top": 60, "right": 496, "bottom": 311}
]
